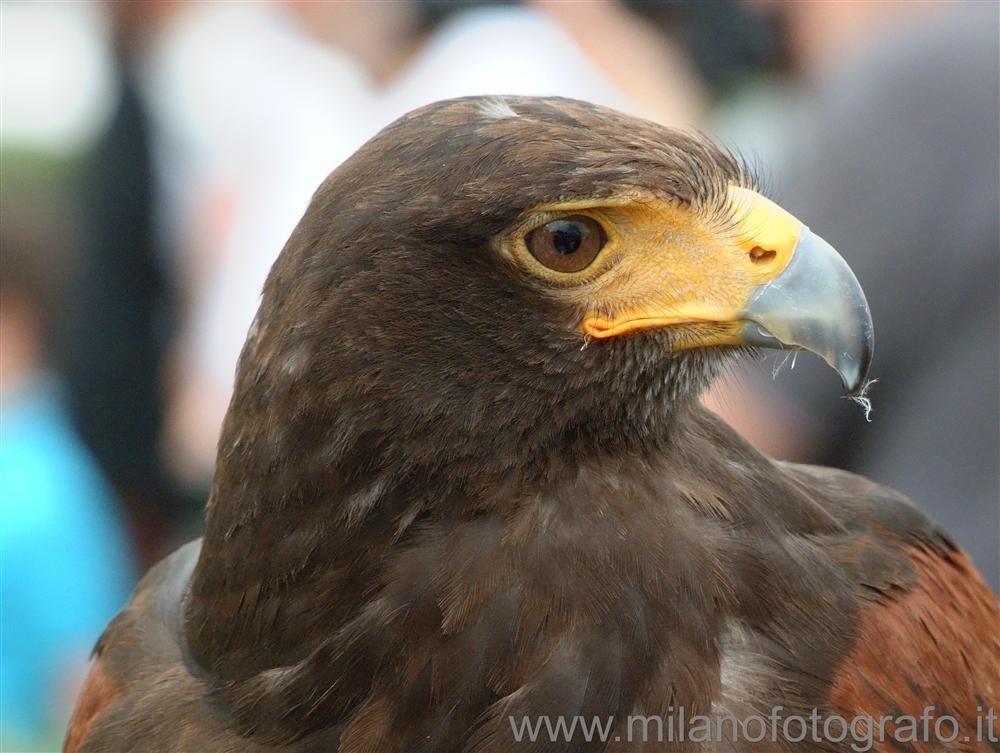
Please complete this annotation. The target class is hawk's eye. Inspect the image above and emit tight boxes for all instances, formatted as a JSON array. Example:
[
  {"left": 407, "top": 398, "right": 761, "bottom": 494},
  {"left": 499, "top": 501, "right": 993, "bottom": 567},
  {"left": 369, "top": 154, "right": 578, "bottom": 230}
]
[{"left": 526, "top": 216, "right": 607, "bottom": 273}]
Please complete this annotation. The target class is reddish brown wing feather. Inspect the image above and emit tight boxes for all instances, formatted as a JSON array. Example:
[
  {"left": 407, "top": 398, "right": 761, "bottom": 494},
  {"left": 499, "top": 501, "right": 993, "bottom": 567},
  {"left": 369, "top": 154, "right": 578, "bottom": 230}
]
[
  {"left": 63, "top": 656, "right": 122, "bottom": 753},
  {"left": 832, "top": 545, "right": 1000, "bottom": 751}
]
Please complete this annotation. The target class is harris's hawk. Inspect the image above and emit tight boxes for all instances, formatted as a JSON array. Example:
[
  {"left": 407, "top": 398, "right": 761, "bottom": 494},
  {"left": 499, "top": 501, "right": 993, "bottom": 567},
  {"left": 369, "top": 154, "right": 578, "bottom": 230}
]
[{"left": 66, "top": 97, "right": 998, "bottom": 753}]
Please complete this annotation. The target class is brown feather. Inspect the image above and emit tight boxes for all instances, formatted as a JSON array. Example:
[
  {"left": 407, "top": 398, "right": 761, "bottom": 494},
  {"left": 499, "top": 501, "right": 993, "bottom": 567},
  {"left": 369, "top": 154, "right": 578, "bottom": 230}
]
[
  {"left": 64, "top": 660, "right": 123, "bottom": 753},
  {"left": 831, "top": 545, "right": 1000, "bottom": 751}
]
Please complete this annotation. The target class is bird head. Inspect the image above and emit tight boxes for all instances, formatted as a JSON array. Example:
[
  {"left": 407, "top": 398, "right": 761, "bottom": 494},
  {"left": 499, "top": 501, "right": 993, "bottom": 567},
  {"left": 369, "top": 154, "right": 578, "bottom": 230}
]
[
  {"left": 193, "top": 96, "right": 875, "bottom": 693},
  {"left": 219, "top": 96, "right": 872, "bottom": 499}
]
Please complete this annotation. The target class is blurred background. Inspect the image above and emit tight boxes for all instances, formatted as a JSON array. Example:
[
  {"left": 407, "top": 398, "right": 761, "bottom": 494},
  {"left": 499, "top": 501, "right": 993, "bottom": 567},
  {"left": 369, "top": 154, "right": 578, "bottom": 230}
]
[{"left": 1, "top": 0, "right": 997, "bottom": 748}]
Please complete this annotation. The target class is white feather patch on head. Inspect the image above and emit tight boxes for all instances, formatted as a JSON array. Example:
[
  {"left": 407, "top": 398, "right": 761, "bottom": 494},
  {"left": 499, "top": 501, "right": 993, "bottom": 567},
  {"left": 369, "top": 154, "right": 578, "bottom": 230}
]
[{"left": 477, "top": 97, "right": 518, "bottom": 120}]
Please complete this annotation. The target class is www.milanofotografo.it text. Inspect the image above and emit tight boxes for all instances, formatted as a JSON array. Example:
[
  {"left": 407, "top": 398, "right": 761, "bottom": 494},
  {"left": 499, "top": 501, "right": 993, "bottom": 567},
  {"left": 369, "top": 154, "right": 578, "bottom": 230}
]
[{"left": 508, "top": 706, "right": 999, "bottom": 752}]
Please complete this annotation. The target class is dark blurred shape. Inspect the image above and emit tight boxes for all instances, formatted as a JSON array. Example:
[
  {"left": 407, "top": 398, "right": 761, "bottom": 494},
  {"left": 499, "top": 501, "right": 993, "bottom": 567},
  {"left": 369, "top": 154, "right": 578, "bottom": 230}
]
[
  {"left": 416, "top": 0, "right": 519, "bottom": 29},
  {"left": 60, "top": 18, "right": 191, "bottom": 563},
  {"left": 770, "top": 4, "right": 999, "bottom": 586},
  {"left": 64, "top": 74, "right": 165, "bottom": 504},
  {"left": 625, "top": 0, "right": 785, "bottom": 95}
]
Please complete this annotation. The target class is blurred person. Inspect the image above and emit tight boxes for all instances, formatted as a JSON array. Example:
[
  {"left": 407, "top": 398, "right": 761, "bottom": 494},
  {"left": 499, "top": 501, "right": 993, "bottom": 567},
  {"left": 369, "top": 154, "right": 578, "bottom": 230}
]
[
  {"left": 1, "top": 181, "right": 135, "bottom": 748},
  {"left": 717, "top": 1, "right": 999, "bottom": 586}
]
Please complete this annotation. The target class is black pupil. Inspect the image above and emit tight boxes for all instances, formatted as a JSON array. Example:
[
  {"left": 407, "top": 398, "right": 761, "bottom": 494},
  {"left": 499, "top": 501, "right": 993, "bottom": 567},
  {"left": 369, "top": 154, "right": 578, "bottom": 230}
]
[{"left": 549, "top": 222, "right": 583, "bottom": 255}]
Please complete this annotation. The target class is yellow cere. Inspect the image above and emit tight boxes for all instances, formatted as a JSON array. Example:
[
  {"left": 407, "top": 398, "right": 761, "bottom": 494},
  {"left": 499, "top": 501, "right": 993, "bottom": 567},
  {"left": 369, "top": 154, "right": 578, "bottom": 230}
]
[{"left": 725, "top": 185, "right": 802, "bottom": 284}]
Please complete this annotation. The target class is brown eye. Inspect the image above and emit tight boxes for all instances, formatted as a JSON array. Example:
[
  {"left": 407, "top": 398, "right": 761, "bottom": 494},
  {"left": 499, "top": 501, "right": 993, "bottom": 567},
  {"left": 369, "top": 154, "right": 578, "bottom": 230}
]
[{"left": 525, "top": 215, "right": 607, "bottom": 273}]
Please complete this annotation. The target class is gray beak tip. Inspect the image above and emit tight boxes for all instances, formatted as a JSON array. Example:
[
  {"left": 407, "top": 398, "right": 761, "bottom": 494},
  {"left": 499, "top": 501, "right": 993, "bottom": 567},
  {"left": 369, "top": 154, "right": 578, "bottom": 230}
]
[
  {"left": 742, "top": 227, "right": 875, "bottom": 398},
  {"left": 839, "top": 346, "right": 874, "bottom": 397}
]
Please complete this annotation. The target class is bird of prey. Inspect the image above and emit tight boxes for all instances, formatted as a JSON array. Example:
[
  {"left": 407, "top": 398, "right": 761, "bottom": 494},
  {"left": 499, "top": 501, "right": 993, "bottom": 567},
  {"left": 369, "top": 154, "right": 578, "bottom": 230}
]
[{"left": 66, "top": 97, "right": 998, "bottom": 753}]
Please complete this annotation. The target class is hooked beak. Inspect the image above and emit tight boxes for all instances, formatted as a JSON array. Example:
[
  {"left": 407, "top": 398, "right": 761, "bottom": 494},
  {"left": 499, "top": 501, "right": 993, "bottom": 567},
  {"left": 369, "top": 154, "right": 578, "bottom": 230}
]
[{"left": 740, "top": 226, "right": 874, "bottom": 395}]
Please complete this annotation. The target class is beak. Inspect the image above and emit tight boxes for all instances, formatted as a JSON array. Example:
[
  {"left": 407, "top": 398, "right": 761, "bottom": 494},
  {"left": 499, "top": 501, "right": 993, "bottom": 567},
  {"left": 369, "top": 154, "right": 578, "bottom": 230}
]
[
  {"left": 581, "top": 186, "right": 874, "bottom": 395},
  {"left": 740, "top": 227, "right": 874, "bottom": 395}
]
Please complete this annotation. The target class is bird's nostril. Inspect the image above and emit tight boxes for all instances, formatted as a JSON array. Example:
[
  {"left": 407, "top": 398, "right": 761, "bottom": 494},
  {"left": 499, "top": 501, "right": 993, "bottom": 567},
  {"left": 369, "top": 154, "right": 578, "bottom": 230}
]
[{"left": 749, "top": 246, "right": 777, "bottom": 264}]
